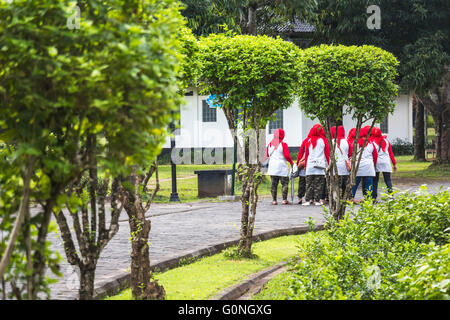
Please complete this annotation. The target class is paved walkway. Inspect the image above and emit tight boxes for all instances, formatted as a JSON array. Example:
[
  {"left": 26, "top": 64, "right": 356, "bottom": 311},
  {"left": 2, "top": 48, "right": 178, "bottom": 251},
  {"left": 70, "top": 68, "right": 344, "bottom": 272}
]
[{"left": 45, "top": 180, "right": 449, "bottom": 299}]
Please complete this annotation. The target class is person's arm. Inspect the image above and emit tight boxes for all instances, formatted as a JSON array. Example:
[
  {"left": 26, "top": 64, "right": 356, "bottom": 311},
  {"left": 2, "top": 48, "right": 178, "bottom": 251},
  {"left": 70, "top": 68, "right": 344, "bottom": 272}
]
[
  {"left": 264, "top": 144, "right": 270, "bottom": 161},
  {"left": 282, "top": 142, "right": 294, "bottom": 166},
  {"left": 372, "top": 144, "right": 378, "bottom": 167},
  {"left": 387, "top": 140, "right": 397, "bottom": 170},
  {"left": 324, "top": 139, "right": 330, "bottom": 164},
  {"left": 296, "top": 140, "right": 306, "bottom": 166}
]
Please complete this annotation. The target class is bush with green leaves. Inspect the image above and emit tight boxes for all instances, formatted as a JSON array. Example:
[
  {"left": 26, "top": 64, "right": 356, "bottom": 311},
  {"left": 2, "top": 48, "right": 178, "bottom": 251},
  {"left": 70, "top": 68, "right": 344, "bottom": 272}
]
[
  {"left": 287, "top": 187, "right": 449, "bottom": 300},
  {"left": 391, "top": 138, "right": 414, "bottom": 156}
]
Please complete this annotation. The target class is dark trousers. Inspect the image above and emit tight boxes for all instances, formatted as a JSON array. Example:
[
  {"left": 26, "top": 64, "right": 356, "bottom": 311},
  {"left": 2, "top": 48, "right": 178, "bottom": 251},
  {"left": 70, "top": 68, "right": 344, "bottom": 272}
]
[
  {"left": 298, "top": 176, "right": 306, "bottom": 198},
  {"left": 338, "top": 175, "right": 350, "bottom": 198},
  {"left": 271, "top": 176, "right": 289, "bottom": 201},
  {"left": 352, "top": 176, "right": 374, "bottom": 199},
  {"left": 373, "top": 172, "right": 393, "bottom": 199},
  {"left": 323, "top": 175, "right": 328, "bottom": 200},
  {"left": 305, "top": 175, "right": 326, "bottom": 202}
]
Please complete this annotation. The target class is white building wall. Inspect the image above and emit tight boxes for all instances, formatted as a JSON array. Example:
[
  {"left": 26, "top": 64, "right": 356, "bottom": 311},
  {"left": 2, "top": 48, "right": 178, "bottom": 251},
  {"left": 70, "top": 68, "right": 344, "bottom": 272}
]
[
  {"left": 265, "top": 98, "right": 303, "bottom": 147},
  {"left": 165, "top": 90, "right": 412, "bottom": 149}
]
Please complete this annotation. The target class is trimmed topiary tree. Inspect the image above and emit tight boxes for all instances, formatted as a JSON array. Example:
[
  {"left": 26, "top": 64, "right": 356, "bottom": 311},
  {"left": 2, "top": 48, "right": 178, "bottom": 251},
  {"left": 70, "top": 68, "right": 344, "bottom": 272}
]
[
  {"left": 198, "top": 33, "right": 302, "bottom": 257},
  {"left": 297, "top": 44, "right": 399, "bottom": 220}
]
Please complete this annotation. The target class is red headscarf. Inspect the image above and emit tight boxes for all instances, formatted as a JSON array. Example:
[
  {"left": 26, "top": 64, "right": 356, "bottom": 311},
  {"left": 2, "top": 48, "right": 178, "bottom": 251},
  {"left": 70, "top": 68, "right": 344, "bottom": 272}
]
[
  {"left": 371, "top": 127, "right": 387, "bottom": 152},
  {"left": 309, "top": 124, "right": 324, "bottom": 149},
  {"left": 358, "top": 126, "right": 372, "bottom": 148},
  {"left": 270, "top": 128, "right": 285, "bottom": 149},
  {"left": 331, "top": 126, "right": 346, "bottom": 147},
  {"left": 347, "top": 128, "right": 356, "bottom": 146}
]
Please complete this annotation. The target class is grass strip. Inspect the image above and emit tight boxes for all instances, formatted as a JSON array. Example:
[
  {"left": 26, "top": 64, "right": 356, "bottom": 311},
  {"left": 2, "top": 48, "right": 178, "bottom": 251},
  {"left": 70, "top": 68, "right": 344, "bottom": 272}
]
[{"left": 105, "top": 233, "right": 321, "bottom": 300}]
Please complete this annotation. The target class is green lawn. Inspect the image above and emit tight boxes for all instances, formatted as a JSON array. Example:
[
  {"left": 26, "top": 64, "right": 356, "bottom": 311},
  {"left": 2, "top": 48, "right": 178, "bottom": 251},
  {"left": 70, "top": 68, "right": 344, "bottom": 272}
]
[
  {"left": 151, "top": 155, "right": 449, "bottom": 203},
  {"left": 392, "top": 155, "right": 450, "bottom": 180},
  {"left": 105, "top": 234, "right": 318, "bottom": 300}
]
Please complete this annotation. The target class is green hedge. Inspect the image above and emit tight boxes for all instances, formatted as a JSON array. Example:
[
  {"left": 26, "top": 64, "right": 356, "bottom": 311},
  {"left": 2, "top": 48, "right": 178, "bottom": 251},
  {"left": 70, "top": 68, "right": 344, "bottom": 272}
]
[
  {"left": 287, "top": 187, "right": 450, "bottom": 300},
  {"left": 391, "top": 138, "right": 414, "bottom": 156}
]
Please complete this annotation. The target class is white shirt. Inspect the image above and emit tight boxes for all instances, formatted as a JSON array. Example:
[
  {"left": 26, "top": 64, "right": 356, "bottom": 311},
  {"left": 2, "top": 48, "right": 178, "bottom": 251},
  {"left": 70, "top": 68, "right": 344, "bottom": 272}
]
[
  {"left": 355, "top": 142, "right": 376, "bottom": 177},
  {"left": 305, "top": 139, "right": 327, "bottom": 176},
  {"left": 374, "top": 139, "right": 393, "bottom": 173},
  {"left": 299, "top": 168, "right": 306, "bottom": 177},
  {"left": 334, "top": 139, "right": 350, "bottom": 176},
  {"left": 267, "top": 144, "right": 290, "bottom": 177}
]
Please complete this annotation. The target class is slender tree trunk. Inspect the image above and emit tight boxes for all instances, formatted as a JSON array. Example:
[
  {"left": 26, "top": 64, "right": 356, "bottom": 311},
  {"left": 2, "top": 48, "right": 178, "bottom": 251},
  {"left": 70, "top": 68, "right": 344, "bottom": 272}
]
[
  {"left": 417, "top": 66, "right": 450, "bottom": 165},
  {"left": 0, "top": 157, "right": 34, "bottom": 279},
  {"left": 237, "top": 165, "right": 260, "bottom": 257},
  {"left": 247, "top": 5, "right": 257, "bottom": 35},
  {"left": 120, "top": 165, "right": 165, "bottom": 300},
  {"left": 127, "top": 206, "right": 165, "bottom": 300},
  {"left": 441, "top": 107, "right": 450, "bottom": 163},
  {"left": 413, "top": 95, "right": 426, "bottom": 161},
  {"left": 24, "top": 209, "right": 33, "bottom": 299},
  {"left": 79, "top": 264, "right": 96, "bottom": 300},
  {"left": 432, "top": 112, "right": 443, "bottom": 162},
  {"left": 32, "top": 194, "right": 57, "bottom": 299}
]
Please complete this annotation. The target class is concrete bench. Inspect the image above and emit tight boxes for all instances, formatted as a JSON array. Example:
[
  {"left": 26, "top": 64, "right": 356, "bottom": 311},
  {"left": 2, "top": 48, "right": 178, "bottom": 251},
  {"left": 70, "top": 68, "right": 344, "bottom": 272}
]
[{"left": 194, "top": 170, "right": 233, "bottom": 198}]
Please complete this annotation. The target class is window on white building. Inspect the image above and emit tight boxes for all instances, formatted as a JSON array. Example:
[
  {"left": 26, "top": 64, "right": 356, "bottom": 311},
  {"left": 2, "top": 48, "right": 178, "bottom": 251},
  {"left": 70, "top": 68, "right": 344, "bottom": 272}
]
[
  {"left": 269, "top": 109, "right": 283, "bottom": 134},
  {"left": 380, "top": 116, "right": 388, "bottom": 133},
  {"left": 202, "top": 100, "right": 217, "bottom": 122}
]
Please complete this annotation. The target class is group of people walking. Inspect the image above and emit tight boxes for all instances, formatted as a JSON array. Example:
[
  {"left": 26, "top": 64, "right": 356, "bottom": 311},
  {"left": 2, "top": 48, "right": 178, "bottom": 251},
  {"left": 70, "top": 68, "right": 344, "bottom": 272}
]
[{"left": 265, "top": 125, "right": 397, "bottom": 205}]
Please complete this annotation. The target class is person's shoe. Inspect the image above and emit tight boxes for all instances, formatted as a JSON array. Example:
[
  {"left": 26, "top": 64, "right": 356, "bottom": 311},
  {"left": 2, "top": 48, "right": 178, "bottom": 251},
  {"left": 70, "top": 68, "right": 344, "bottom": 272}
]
[
  {"left": 282, "top": 200, "right": 289, "bottom": 205},
  {"left": 302, "top": 201, "right": 311, "bottom": 206},
  {"left": 272, "top": 200, "right": 278, "bottom": 205},
  {"left": 314, "top": 201, "right": 322, "bottom": 206}
]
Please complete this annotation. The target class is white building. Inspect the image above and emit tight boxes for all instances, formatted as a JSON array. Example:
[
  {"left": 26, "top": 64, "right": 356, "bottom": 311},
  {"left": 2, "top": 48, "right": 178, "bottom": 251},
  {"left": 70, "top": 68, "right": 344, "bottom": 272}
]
[{"left": 163, "top": 87, "right": 413, "bottom": 150}]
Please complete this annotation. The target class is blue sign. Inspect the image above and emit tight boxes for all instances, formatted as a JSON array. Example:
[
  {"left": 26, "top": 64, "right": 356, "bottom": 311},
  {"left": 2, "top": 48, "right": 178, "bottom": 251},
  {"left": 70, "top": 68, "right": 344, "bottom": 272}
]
[{"left": 206, "top": 94, "right": 221, "bottom": 108}]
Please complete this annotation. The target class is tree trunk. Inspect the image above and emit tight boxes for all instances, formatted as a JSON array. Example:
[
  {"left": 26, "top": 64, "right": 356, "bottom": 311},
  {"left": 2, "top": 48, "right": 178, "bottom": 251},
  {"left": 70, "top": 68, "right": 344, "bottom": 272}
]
[
  {"left": 430, "top": 110, "right": 450, "bottom": 164},
  {"left": 431, "top": 112, "right": 443, "bottom": 162},
  {"left": 79, "top": 264, "right": 96, "bottom": 300},
  {"left": 32, "top": 193, "right": 58, "bottom": 299},
  {"left": 128, "top": 207, "right": 165, "bottom": 300},
  {"left": 441, "top": 108, "right": 450, "bottom": 163},
  {"left": 247, "top": 5, "right": 257, "bottom": 35},
  {"left": 238, "top": 169, "right": 252, "bottom": 257},
  {"left": 0, "top": 157, "right": 34, "bottom": 279},
  {"left": 417, "top": 66, "right": 450, "bottom": 164},
  {"left": 413, "top": 95, "right": 426, "bottom": 161}
]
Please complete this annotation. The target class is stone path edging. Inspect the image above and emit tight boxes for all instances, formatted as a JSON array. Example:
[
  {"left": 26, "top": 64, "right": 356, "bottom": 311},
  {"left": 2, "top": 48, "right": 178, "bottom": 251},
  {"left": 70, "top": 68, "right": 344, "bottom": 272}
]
[
  {"left": 211, "top": 262, "right": 288, "bottom": 300},
  {"left": 92, "top": 224, "right": 324, "bottom": 300}
]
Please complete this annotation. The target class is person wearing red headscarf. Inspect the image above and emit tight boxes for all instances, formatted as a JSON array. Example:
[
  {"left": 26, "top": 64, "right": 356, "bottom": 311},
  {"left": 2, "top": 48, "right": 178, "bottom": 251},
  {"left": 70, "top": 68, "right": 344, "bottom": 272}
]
[
  {"left": 371, "top": 127, "right": 397, "bottom": 199},
  {"left": 347, "top": 128, "right": 356, "bottom": 156},
  {"left": 265, "top": 128, "right": 296, "bottom": 205},
  {"left": 297, "top": 124, "right": 330, "bottom": 206},
  {"left": 295, "top": 130, "right": 311, "bottom": 204},
  {"left": 331, "top": 125, "right": 350, "bottom": 197},
  {"left": 351, "top": 126, "right": 378, "bottom": 200}
]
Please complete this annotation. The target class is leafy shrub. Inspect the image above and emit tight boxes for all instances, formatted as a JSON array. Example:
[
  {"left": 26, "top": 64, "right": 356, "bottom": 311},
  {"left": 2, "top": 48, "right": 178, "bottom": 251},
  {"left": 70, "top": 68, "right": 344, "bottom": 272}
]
[
  {"left": 287, "top": 187, "right": 450, "bottom": 300},
  {"left": 393, "top": 243, "right": 450, "bottom": 300},
  {"left": 391, "top": 138, "right": 414, "bottom": 155}
]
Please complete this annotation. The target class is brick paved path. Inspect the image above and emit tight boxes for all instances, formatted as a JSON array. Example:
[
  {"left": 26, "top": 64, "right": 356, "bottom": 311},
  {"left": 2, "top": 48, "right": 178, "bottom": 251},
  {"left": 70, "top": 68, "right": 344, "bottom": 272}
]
[{"left": 45, "top": 181, "right": 449, "bottom": 299}]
